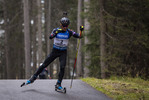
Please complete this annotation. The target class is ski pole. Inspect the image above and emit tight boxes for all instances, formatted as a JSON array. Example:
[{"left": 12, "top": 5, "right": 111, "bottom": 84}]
[{"left": 70, "top": 26, "right": 84, "bottom": 88}]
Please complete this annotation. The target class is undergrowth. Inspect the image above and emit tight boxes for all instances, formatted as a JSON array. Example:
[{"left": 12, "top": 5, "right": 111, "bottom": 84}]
[{"left": 81, "top": 76, "right": 149, "bottom": 100}]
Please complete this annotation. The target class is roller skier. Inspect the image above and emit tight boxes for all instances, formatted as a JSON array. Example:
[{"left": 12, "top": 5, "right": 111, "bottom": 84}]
[{"left": 21, "top": 13, "right": 84, "bottom": 93}]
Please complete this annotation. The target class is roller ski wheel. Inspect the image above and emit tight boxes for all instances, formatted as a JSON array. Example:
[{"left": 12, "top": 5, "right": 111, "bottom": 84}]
[{"left": 55, "top": 85, "right": 66, "bottom": 94}]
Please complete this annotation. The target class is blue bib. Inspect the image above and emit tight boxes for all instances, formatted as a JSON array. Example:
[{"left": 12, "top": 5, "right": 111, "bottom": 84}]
[{"left": 53, "top": 30, "right": 70, "bottom": 50}]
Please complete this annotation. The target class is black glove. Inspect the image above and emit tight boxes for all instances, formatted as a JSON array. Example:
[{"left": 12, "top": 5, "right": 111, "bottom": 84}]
[{"left": 80, "top": 26, "right": 84, "bottom": 31}]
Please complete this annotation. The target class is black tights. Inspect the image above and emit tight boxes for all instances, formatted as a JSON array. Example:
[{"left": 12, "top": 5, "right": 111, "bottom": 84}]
[{"left": 34, "top": 48, "right": 67, "bottom": 83}]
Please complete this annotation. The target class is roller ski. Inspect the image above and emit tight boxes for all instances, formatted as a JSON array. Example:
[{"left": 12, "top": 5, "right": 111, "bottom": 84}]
[
  {"left": 20, "top": 75, "right": 37, "bottom": 87},
  {"left": 55, "top": 83, "right": 66, "bottom": 93}
]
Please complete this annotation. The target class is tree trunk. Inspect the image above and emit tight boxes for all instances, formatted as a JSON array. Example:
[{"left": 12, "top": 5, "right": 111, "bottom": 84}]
[
  {"left": 3, "top": 1, "right": 10, "bottom": 79},
  {"left": 37, "top": 0, "right": 42, "bottom": 65},
  {"left": 45, "top": 0, "right": 53, "bottom": 78},
  {"left": 23, "top": 0, "right": 31, "bottom": 79},
  {"left": 45, "top": 0, "right": 51, "bottom": 55},
  {"left": 76, "top": 0, "right": 83, "bottom": 78},
  {"left": 99, "top": 0, "right": 107, "bottom": 78},
  {"left": 84, "top": 0, "right": 90, "bottom": 77},
  {"left": 32, "top": 0, "right": 38, "bottom": 73}
]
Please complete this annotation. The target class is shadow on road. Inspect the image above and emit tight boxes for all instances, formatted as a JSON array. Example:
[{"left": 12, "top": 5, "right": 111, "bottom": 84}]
[
  {"left": 22, "top": 89, "right": 53, "bottom": 97},
  {"left": 21, "top": 88, "right": 75, "bottom": 100}
]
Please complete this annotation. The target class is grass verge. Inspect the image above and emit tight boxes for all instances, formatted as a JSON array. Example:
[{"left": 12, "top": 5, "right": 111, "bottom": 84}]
[{"left": 81, "top": 76, "right": 149, "bottom": 100}]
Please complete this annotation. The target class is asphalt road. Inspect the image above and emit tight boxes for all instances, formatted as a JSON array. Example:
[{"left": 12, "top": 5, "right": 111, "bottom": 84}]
[{"left": 0, "top": 79, "right": 112, "bottom": 100}]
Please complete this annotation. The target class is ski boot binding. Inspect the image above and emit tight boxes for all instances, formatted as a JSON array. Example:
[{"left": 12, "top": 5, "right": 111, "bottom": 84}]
[
  {"left": 20, "top": 75, "right": 37, "bottom": 87},
  {"left": 55, "top": 84, "right": 66, "bottom": 94}
]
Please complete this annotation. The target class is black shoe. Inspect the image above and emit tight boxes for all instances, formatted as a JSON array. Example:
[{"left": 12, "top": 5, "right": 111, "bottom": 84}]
[
  {"left": 55, "top": 84, "right": 63, "bottom": 90},
  {"left": 28, "top": 75, "right": 37, "bottom": 84}
]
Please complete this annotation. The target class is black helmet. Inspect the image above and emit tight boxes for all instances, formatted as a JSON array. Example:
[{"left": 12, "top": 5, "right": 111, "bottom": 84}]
[{"left": 60, "top": 17, "right": 70, "bottom": 27}]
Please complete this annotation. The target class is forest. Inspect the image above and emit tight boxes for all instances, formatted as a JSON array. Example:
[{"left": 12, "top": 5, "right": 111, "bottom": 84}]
[{"left": 0, "top": 0, "right": 149, "bottom": 80}]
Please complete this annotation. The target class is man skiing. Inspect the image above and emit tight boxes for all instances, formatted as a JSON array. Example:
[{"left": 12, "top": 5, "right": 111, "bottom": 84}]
[{"left": 26, "top": 16, "right": 84, "bottom": 90}]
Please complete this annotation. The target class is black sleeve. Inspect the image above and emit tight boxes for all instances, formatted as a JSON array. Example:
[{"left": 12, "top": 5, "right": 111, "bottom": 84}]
[
  {"left": 49, "top": 28, "right": 57, "bottom": 39},
  {"left": 68, "top": 29, "right": 80, "bottom": 38}
]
